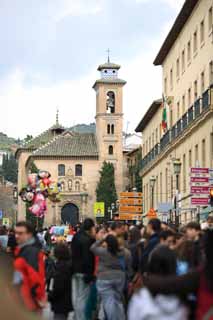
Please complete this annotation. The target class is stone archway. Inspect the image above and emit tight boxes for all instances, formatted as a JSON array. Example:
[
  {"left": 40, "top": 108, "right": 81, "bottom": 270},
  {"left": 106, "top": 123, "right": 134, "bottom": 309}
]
[{"left": 61, "top": 203, "right": 79, "bottom": 226}]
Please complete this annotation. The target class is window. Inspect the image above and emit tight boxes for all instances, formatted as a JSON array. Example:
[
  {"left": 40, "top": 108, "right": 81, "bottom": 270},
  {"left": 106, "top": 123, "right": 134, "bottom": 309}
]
[
  {"left": 200, "top": 20, "right": 205, "bottom": 44},
  {"left": 209, "top": 61, "right": 213, "bottom": 85},
  {"left": 170, "top": 68, "right": 173, "bottom": 89},
  {"left": 109, "top": 145, "right": 113, "bottom": 155},
  {"left": 155, "top": 128, "right": 158, "bottom": 143},
  {"left": 177, "top": 101, "right": 180, "bottom": 119},
  {"left": 187, "top": 41, "right": 191, "bottom": 62},
  {"left": 188, "top": 88, "right": 191, "bottom": 107},
  {"left": 201, "top": 71, "right": 205, "bottom": 93},
  {"left": 75, "top": 181, "right": 80, "bottom": 192},
  {"left": 176, "top": 58, "right": 180, "bottom": 78},
  {"left": 58, "top": 164, "right": 65, "bottom": 176},
  {"left": 193, "top": 30, "right": 198, "bottom": 53},
  {"left": 75, "top": 164, "right": 82, "bottom": 176},
  {"left": 194, "top": 80, "right": 198, "bottom": 100},
  {"left": 152, "top": 132, "right": 154, "bottom": 147},
  {"left": 182, "top": 49, "right": 185, "bottom": 72},
  {"left": 107, "top": 124, "right": 110, "bottom": 134},
  {"left": 182, "top": 95, "right": 185, "bottom": 114},
  {"left": 189, "top": 149, "right": 192, "bottom": 167},
  {"left": 195, "top": 144, "right": 199, "bottom": 166},
  {"left": 183, "top": 154, "right": 186, "bottom": 192},
  {"left": 111, "top": 124, "right": 114, "bottom": 134},
  {"left": 164, "top": 77, "right": 167, "bottom": 95},
  {"left": 106, "top": 91, "right": 115, "bottom": 113},
  {"left": 165, "top": 168, "right": 168, "bottom": 201},
  {"left": 149, "top": 137, "right": 151, "bottom": 151},
  {"left": 170, "top": 108, "right": 173, "bottom": 127},
  {"left": 209, "top": 7, "right": 213, "bottom": 32},
  {"left": 202, "top": 139, "right": 206, "bottom": 167}
]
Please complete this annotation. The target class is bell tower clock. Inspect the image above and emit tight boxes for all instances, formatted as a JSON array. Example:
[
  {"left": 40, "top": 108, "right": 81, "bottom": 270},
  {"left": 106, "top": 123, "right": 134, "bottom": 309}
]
[{"left": 93, "top": 58, "right": 126, "bottom": 194}]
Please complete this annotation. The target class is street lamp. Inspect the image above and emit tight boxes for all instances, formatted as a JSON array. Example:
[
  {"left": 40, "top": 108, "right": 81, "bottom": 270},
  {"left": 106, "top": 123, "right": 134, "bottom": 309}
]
[
  {"left": 13, "top": 186, "right": 18, "bottom": 224},
  {"left": 149, "top": 176, "right": 156, "bottom": 208},
  {"left": 173, "top": 159, "right": 182, "bottom": 227}
]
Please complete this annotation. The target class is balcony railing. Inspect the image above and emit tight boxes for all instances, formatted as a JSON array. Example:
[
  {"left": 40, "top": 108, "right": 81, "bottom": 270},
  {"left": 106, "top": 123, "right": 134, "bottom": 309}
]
[{"left": 140, "top": 85, "right": 212, "bottom": 172}]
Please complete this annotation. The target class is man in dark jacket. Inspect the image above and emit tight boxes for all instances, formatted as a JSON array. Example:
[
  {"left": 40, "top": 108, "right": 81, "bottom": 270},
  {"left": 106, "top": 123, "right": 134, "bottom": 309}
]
[
  {"left": 71, "top": 218, "right": 96, "bottom": 320},
  {"left": 13, "top": 221, "right": 46, "bottom": 312},
  {"left": 140, "top": 218, "right": 161, "bottom": 273}
]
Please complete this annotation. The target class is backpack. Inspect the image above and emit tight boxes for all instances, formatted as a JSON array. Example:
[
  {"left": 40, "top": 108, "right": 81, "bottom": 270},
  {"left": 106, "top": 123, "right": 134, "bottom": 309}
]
[{"left": 196, "top": 273, "right": 213, "bottom": 320}]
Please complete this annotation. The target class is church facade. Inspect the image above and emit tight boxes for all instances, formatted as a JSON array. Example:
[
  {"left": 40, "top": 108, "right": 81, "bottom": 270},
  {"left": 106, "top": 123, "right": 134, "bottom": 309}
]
[{"left": 16, "top": 60, "right": 128, "bottom": 225}]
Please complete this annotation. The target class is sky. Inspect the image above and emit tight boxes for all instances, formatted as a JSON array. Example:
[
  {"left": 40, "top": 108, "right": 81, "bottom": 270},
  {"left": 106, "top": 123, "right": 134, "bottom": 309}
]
[{"left": 0, "top": 0, "right": 185, "bottom": 139}]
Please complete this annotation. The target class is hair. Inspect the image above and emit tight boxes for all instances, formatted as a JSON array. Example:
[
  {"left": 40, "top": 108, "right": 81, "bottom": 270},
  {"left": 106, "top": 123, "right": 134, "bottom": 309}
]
[
  {"left": 148, "top": 219, "right": 161, "bottom": 233},
  {"left": 148, "top": 245, "right": 177, "bottom": 276},
  {"left": 16, "top": 221, "right": 35, "bottom": 235},
  {"left": 129, "top": 226, "right": 141, "bottom": 244},
  {"left": 159, "top": 230, "right": 175, "bottom": 241},
  {"left": 105, "top": 234, "right": 120, "bottom": 256},
  {"left": 204, "top": 230, "right": 213, "bottom": 291},
  {"left": 54, "top": 243, "right": 70, "bottom": 261},
  {"left": 176, "top": 240, "right": 195, "bottom": 266},
  {"left": 186, "top": 222, "right": 201, "bottom": 231},
  {"left": 82, "top": 218, "right": 95, "bottom": 231},
  {"left": 110, "top": 221, "right": 123, "bottom": 231}
]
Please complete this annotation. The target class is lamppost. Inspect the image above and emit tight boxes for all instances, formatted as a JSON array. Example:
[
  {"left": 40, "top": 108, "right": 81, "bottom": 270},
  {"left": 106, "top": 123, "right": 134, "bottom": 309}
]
[
  {"left": 149, "top": 176, "right": 156, "bottom": 209},
  {"left": 13, "top": 186, "right": 18, "bottom": 224},
  {"left": 108, "top": 203, "right": 115, "bottom": 220},
  {"left": 173, "top": 159, "right": 182, "bottom": 227}
]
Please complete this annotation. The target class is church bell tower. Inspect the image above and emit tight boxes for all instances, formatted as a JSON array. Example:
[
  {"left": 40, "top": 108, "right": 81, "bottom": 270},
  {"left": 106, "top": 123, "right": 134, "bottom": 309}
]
[{"left": 93, "top": 56, "right": 126, "bottom": 194}]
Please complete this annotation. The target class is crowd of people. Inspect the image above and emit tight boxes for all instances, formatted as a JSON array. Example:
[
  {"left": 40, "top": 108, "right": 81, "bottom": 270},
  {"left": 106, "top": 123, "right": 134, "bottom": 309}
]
[{"left": 1, "top": 215, "right": 213, "bottom": 320}]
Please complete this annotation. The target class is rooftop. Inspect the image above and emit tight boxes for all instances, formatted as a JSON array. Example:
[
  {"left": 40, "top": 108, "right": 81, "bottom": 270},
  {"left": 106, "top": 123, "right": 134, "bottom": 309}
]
[
  {"left": 154, "top": 0, "right": 199, "bottom": 65},
  {"left": 135, "top": 99, "right": 162, "bottom": 132},
  {"left": 97, "top": 62, "right": 121, "bottom": 71}
]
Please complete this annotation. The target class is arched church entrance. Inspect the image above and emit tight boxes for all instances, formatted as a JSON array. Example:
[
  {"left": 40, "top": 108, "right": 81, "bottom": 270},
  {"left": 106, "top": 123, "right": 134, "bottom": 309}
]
[{"left": 61, "top": 203, "right": 79, "bottom": 226}]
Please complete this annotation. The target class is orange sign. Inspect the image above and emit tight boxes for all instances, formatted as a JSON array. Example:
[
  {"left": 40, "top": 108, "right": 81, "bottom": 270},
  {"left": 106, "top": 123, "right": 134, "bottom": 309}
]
[
  {"left": 120, "top": 206, "right": 143, "bottom": 213},
  {"left": 118, "top": 213, "right": 142, "bottom": 220},
  {"left": 120, "top": 192, "right": 142, "bottom": 198},
  {"left": 120, "top": 198, "right": 142, "bottom": 205},
  {"left": 147, "top": 208, "right": 157, "bottom": 219}
]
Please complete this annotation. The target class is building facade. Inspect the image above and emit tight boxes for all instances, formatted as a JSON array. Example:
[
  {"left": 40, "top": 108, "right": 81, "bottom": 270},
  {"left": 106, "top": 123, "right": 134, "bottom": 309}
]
[
  {"left": 16, "top": 60, "right": 128, "bottom": 225},
  {"left": 136, "top": 0, "right": 213, "bottom": 224}
]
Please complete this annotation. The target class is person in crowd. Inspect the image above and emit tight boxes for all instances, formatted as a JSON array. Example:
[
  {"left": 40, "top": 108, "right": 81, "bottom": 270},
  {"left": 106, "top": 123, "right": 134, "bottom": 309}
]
[
  {"left": 13, "top": 221, "right": 46, "bottom": 312},
  {"left": 128, "top": 226, "right": 141, "bottom": 273},
  {"left": 6, "top": 228, "right": 17, "bottom": 253},
  {"left": 143, "top": 229, "right": 213, "bottom": 320},
  {"left": 44, "top": 249, "right": 56, "bottom": 292},
  {"left": 109, "top": 221, "right": 124, "bottom": 237},
  {"left": 48, "top": 243, "right": 72, "bottom": 320},
  {"left": 159, "top": 230, "right": 176, "bottom": 249},
  {"left": 44, "top": 227, "right": 53, "bottom": 249},
  {"left": 140, "top": 218, "right": 161, "bottom": 273},
  {"left": 128, "top": 245, "right": 188, "bottom": 320},
  {"left": 185, "top": 222, "right": 202, "bottom": 267},
  {"left": 71, "top": 218, "right": 96, "bottom": 320},
  {"left": 176, "top": 240, "right": 195, "bottom": 275},
  {"left": 91, "top": 234, "right": 128, "bottom": 320}
]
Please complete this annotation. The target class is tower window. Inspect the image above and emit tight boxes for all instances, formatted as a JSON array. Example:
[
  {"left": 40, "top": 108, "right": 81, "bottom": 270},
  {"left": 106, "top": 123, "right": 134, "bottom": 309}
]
[
  {"left": 111, "top": 124, "right": 114, "bottom": 134},
  {"left": 75, "top": 164, "right": 82, "bottom": 176},
  {"left": 107, "top": 124, "right": 111, "bottom": 134},
  {"left": 58, "top": 164, "right": 65, "bottom": 177},
  {"left": 109, "top": 145, "right": 114, "bottom": 155},
  {"left": 106, "top": 91, "right": 115, "bottom": 113}
]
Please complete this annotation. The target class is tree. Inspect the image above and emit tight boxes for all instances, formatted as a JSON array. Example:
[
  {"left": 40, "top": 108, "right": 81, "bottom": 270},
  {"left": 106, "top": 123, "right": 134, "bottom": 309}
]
[
  {"left": 96, "top": 161, "right": 117, "bottom": 221},
  {"left": 2, "top": 153, "right": 18, "bottom": 183}
]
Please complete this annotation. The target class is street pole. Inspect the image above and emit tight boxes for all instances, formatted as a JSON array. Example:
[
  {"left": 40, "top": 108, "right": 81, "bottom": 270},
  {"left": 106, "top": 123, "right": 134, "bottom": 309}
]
[{"left": 152, "top": 186, "right": 154, "bottom": 208}]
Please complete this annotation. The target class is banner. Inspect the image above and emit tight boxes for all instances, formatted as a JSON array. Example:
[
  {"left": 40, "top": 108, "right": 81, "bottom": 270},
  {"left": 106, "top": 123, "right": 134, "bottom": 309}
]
[{"left": 94, "top": 202, "right": 105, "bottom": 218}]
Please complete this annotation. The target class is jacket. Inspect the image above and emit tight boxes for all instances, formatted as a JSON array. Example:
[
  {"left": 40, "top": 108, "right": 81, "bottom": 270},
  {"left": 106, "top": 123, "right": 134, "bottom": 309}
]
[
  {"left": 13, "top": 239, "right": 46, "bottom": 311},
  {"left": 140, "top": 233, "right": 159, "bottom": 273},
  {"left": 71, "top": 230, "right": 95, "bottom": 281},
  {"left": 48, "top": 260, "right": 73, "bottom": 314}
]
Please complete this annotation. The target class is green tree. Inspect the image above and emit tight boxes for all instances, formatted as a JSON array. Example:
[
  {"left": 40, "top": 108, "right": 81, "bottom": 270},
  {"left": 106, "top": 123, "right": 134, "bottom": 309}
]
[
  {"left": 2, "top": 153, "right": 18, "bottom": 183},
  {"left": 96, "top": 161, "right": 117, "bottom": 221}
]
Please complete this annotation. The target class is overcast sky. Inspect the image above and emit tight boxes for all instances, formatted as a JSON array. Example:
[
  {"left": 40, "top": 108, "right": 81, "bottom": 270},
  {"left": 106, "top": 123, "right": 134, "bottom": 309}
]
[{"left": 0, "top": 0, "right": 185, "bottom": 139}]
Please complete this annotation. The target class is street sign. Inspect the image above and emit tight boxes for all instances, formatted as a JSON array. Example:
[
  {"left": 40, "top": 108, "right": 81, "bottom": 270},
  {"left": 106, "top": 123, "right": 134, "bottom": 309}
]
[
  {"left": 191, "top": 198, "right": 209, "bottom": 206},
  {"left": 118, "top": 213, "right": 142, "bottom": 221},
  {"left": 0, "top": 210, "right": 3, "bottom": 220},
  {"left": 94, "top": 202, "right": 105, "bottom": 218},
  {"left": 120, "top": 198, "right": 142, "bottom": 205},
  {"left": 190, "top": 177, "right": 209, "bottom": 183},
  {"left": 147, "top": 208, "right": 157, "bottom": 219},
  {"left": 119, "top": 206, "right": 142, "bottom": 213},
  {"left": 120, "top": 192, "right": 142, "bottom": 198},
  {"left": 190, "top": 186, "right": 210, "bottom": 194},
  {"left": 191, "top": 168, "right": 209, "bottom": 174}
]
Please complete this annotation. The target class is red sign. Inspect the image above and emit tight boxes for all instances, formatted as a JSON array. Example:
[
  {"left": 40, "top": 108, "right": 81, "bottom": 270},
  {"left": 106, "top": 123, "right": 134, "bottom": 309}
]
[
  {"left": 191, "top": 198, "right": 209, "bottom": 205},
  {"left": 190, "top": 186, "right": 210, "bottom": 194},
  {"left": 190, "top": 177, "right": 209, "bottom": 183},
  {"left": 191, "top": 168, "right": 209, "bottom": 174}
]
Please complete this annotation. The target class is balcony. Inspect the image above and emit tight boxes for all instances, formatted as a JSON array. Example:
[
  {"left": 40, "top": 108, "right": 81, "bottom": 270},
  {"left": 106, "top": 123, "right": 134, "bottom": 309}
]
[{"left": 140, "top": 85, "right": 212, "bottom": 173}]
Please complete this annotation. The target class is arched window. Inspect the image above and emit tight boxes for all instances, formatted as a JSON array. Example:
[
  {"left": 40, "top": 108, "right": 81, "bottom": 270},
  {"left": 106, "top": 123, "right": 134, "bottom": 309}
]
[
  {"left": 75, "top": 181, "right": 80, "bottom": 192},
  {"left": 58, "top": 164, "right": 65, "bottom": 176},
  {"left": 107, "top": 124, "right": 111, "bottom": 134},
  {"left": 75, "top": 164, "right": 82, "bottom": 176},
  {"left": 106, "top": 91, "right": 115, "bottom": 113},
  {"left": 111, "top": 124, "right": 114, "bottom": 134},
  {"left": 109, "top": 145, "right": 114, "bottom": 155}
]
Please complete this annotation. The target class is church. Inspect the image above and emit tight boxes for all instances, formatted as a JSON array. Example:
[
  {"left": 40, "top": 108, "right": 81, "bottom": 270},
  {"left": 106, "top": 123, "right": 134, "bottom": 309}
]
[{"left": 16, "top": 60, "right": 131, "bottom": 225}]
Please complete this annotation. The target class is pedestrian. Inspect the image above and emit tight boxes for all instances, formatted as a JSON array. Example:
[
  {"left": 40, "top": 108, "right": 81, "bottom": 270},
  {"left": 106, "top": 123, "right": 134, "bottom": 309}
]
[
  {"left": 6, "top": 228, "right": 17, "bottom": 253},
  {"left": 48, "top": 243, "right": 72, "bottom": 320},
  {"left": 90, "top": 234, "right": 127, "bottom": 320},
  {"left": 185, "top": 222, "right": 202, "bottom": 267},
  {"left": 128, "top": 226, "right": 142, "bottom": 273},
  {"left": 71, "top": 218, "right": 96, "bottom": 320},
  {"left": 13, "top": 221, "right": 46, "bottom": 312},
  {"left": 128, "top": 245, "right": 188, "bottom": 320},
  {"left": 159, "top": 230, "right": 176, "bottom": 249}
]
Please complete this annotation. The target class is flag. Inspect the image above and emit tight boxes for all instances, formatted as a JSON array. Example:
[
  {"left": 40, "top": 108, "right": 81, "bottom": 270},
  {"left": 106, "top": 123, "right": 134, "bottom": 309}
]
[{"left": 161, "top": 95, "right": 168, "bottom": 133}]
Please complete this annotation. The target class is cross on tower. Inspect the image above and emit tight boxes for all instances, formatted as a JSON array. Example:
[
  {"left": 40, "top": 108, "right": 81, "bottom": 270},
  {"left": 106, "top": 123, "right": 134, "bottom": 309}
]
[
  {"left": 107, "top": 48, "right": 110, "bottom": 63},
  {"left": 56, "top": 108, "right": 59, "bottom": 125}
]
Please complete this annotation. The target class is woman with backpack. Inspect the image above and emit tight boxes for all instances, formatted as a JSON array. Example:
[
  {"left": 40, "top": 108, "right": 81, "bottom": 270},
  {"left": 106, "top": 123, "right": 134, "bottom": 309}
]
[{"left": 90, "top": 234, "right": 130, "bottom": 320}]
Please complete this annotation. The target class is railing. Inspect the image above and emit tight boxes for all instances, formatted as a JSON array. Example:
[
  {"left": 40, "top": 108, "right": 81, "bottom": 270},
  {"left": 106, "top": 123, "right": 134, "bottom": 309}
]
[{"left": 140, "top": 85, "right": 212, "bottom": 172}]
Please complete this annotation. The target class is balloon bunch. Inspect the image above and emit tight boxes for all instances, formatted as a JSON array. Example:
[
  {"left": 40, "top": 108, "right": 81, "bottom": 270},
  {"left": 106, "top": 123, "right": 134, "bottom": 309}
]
[{"left": 19, "top": 170, "right": 62, "bottom": 218}]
